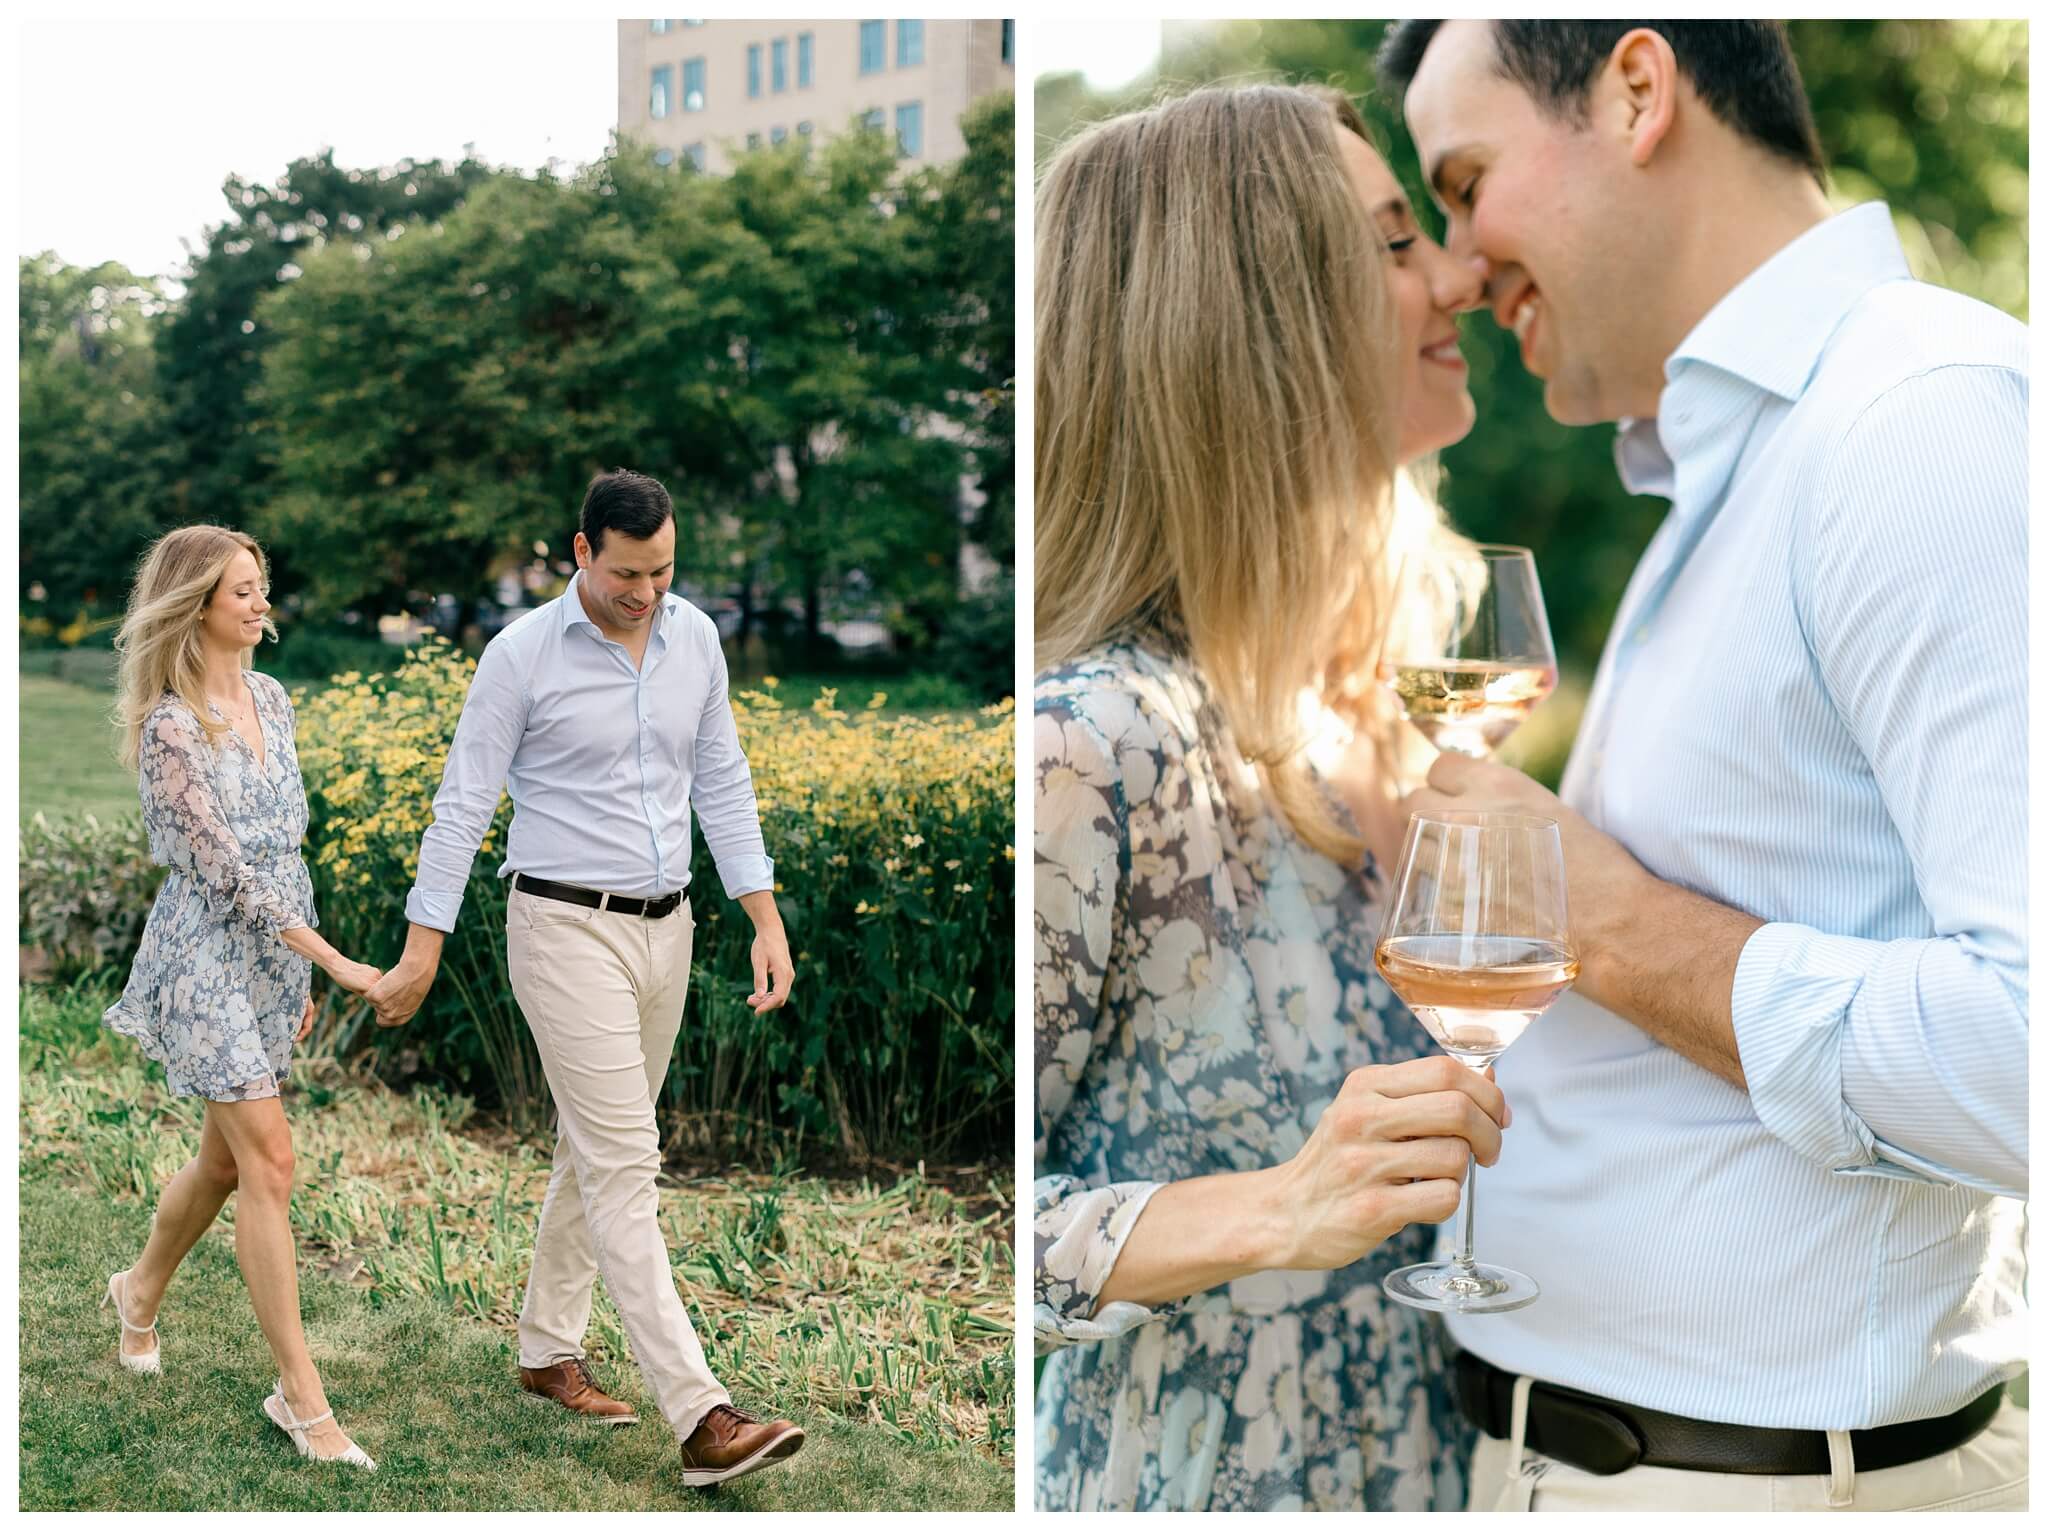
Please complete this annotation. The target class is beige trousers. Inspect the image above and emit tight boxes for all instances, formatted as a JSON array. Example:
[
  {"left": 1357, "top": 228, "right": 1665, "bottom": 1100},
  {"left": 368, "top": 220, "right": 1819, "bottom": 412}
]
[
  {"left": 506, "top": 887, "right": 729, "bottom": 1443},
  {"left": 1470, "top": 1373, "right": 2028, "bottom": 1512}
]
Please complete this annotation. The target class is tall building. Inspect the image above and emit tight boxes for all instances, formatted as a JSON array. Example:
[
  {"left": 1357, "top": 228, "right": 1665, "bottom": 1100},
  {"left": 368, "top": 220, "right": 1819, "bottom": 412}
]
[{"left": 618, "top": 18, "right": 1014, "bottom": 175}]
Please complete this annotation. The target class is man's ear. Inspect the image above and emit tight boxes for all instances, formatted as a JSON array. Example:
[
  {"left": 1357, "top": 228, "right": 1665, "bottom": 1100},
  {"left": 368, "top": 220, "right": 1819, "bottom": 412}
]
[
  {"left": 1603, "top": 27, "right": 1679, "bottom": 168},
  {"left": 572, "top": 531, "right": 592, "bottom": 569}
]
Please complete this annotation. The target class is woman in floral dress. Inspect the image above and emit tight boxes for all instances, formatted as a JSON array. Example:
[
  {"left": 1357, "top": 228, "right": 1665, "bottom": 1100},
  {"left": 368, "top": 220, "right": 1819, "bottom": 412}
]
[
  {"left": 100, "top": 526, "right": 383, "bottom": 1469},
  {"left": 1033, "top": 86, "right": 1508, "bottom": 1509}
]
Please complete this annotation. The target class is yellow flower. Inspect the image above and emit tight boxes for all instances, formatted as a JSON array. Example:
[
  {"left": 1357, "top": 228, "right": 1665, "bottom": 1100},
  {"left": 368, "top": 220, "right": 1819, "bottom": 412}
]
[{"left": 902, "top": 833, "right": 924, "bottom": 848}]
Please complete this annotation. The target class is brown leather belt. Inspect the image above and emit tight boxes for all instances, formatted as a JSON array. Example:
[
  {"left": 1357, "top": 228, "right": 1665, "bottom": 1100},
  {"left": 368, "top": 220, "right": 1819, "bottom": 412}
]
[
  {"left": 514, "top": 873, "right": 683, "bottom": 920},
  {"left": 1455, "top": 1350, "right": 2004, "bottom": 1477}
]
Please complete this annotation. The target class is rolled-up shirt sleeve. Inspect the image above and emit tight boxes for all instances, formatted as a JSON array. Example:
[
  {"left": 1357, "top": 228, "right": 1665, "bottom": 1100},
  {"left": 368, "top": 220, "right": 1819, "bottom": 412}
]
[
  {"left": 404, "top": 638, "right": 527, "bottom": 933},
  {"left": 1033, "top": 696, "right": 1182, "bottom": 1353},
  {"left": 1732, "top": 365, "right": 2028, "bottom": 1199},
  {"left": 687, "top": 633, "right": 773, "bottom": 899}
]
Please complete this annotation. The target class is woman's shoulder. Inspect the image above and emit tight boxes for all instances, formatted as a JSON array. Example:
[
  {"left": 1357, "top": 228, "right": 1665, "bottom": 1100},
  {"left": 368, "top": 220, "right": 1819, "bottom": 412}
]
[
  {"left": 1034, "top": 641, "right": 1204, "bottom": 755},
  {"left": 245, "top": 669, "right": 293, "bottom": 710}
]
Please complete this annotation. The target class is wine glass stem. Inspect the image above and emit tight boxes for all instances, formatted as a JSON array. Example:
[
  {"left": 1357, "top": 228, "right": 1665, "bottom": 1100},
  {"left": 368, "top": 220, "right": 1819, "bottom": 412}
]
[{"left": 1455, "top": 1149, "right": 1479, "bottom": 1274}]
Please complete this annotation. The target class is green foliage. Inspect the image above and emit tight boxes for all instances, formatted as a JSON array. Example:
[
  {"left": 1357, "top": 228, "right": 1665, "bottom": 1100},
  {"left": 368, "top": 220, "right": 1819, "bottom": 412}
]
[
  {"left": 18, "top": 812, "right": 164, "bottom": 978},
  {"left": 277, "top": 642, "right": 1012, "bottom": 1160},
  {"left": 19, "top": 114, "right": 1016, "bottom": 697},
  {"left": 1035, "top": 21, "right": 2028, "bottom": 677}
]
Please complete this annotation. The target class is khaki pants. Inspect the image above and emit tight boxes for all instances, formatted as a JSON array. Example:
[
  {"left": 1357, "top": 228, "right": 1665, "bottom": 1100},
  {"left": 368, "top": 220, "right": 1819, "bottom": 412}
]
[
  {"left": 1470, "top": 1373, "right": 2028, "bottom": 1512},
  {"left": 506, "top": 887, "right": 729, "bottom": 1443}
]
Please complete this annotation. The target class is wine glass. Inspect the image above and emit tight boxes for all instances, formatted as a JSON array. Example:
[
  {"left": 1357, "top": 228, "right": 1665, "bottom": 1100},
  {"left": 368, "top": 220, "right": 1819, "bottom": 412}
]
[
  {"left": 1378, "top": 544, "right": 1558, "bottom": 757},
  {"left": 1373, "top": 809, "right": 1578, "bottom": 1314}
]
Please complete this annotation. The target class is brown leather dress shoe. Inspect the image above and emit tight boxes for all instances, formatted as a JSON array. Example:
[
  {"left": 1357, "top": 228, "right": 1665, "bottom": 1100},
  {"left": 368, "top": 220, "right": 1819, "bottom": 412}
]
[
  {"left": 678, "top": 1403, "right": 805, "bottom": 1487},
  {"left": 518, "top": 1358, "right": 639, "bottom": 1425}
]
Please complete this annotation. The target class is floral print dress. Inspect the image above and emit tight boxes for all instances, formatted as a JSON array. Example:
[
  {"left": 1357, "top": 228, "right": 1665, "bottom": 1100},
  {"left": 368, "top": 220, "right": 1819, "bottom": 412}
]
[
  {"left": 1034, "top": 642, "right": 1471, "bottom": 1512},
  {"left": 104, "top": 672, "right": 318, "bottom": 1101}
]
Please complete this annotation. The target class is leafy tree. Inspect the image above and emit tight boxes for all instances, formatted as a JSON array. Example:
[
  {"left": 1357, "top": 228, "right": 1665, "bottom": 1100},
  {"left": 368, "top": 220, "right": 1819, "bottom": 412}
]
[
  {"left": 155, "top": 151, "right": 498, "bottom": 586},
  {"left": 18, "top": 254, "right": 176, "bottom": 614}
]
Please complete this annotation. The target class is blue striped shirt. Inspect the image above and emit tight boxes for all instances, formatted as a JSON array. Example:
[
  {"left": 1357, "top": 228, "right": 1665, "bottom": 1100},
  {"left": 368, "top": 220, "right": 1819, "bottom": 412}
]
[
  {"left": 1443, "top": 203, "right": 2029, "bottom": 1429},
  {"left": 404, "top": 573, "right": 775, "bottom": 931}
]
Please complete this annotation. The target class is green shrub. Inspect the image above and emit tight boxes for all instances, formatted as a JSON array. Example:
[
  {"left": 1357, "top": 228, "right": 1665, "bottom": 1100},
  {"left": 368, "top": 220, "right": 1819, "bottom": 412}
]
[{"left": 18, "top": 813, "right": 164, "bottom": 981}]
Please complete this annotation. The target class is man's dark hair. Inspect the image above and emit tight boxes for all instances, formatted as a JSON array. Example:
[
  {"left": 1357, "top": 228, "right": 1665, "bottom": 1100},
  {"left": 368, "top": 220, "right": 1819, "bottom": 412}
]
[
  {"left": 1377, "top": 21, "right": 1826, "bottom": 184},
  {"left": 579, "top": 468, "right": 674, "bottom": 557}
]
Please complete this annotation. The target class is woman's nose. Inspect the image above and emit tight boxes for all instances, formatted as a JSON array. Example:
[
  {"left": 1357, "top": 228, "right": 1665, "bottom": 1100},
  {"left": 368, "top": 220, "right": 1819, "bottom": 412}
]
[{"left": 1428, "top": 243, "right": 1488, "bottom": 315}]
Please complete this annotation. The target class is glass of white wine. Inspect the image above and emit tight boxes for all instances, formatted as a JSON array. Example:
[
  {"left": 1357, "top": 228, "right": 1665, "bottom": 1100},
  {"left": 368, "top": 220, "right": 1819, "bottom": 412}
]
[
  {"left": 1374, "top": 809, "right": 1579, "bottom": 1314},
  {"left": 1379, "top": 544, "right": 1557, "bottom": 757}
]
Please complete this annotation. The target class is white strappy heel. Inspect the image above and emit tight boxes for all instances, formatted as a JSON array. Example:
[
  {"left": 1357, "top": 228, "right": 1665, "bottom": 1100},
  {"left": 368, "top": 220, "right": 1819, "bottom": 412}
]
[
  {"left": 101, "top": 1271, "right": 161, "bottom": 1375},
  {"left": 262, "top": 1381, "right": 377, "bottom": 1471}
]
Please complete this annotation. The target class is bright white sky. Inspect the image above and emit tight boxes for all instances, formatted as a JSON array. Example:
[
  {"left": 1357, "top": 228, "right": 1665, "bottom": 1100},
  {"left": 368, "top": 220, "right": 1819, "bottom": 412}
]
[
  {"left": 1031, "top": 20, "right": 1161, "bottom": 92},
  {"left": 17, "top": 18, "right": 617, "bottom": 281}
]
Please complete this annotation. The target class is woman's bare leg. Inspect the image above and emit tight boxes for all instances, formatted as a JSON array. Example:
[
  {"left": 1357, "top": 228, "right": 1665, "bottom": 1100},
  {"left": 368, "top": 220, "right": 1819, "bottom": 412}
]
[
  {"left": 207, "top": 1096, "right": 356, "bottom": 1457},
  {"left": 119, "top": 1109, "right": 240, "bottom": 1359}
]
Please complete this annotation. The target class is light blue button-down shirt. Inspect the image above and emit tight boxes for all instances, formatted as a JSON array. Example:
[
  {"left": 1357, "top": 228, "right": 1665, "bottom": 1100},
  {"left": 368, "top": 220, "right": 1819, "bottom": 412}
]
[
  {"left": 1443, "top": 204, "right": 2028, "bottom": 1429},
  {"left": 404, "top": 572, "right": 774, "bottom": 932}
]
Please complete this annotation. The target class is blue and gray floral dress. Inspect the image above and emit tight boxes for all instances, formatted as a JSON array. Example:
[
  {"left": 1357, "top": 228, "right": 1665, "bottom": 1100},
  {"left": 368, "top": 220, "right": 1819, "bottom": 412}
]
[
  {"left": 104, "top": 671, "right": 318, "bottom": 1101},
  {"left": 1034, "top": 642, "right": 1471, "bottom": 1511}
]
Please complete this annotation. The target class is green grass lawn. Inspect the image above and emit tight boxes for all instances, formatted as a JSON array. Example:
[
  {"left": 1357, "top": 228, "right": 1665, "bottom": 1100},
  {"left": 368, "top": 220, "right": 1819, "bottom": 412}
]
[
  {"left": 19, "top": 982, "right": 1015, "bottom": 1511},
  {"left": 19, "top": 674, "right": 138, "bottom": 823},
  {"left": 19, "top": 1181, "right": 1011, "bottom": 1511}
]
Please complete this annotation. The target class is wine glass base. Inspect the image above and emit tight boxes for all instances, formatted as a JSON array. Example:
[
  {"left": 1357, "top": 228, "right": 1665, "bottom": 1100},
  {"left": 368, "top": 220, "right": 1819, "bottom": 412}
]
[{"left": 1382, "top": 1260, "right": 1540, "bottom": 1315}]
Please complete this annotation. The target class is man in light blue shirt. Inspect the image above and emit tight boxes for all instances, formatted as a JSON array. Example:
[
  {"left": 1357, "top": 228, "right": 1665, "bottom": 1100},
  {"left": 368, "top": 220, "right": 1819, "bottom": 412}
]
[
  {"left": 367, "top": 469, "right": 805, "bottom": 1486},
  {"left": 1382, "top": 21, "right": 2026, "bottom": 1512}
]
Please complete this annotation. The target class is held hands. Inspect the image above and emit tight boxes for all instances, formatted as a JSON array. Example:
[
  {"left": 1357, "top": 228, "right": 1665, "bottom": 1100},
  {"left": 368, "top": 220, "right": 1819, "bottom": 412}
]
[
  {"left": 1270, "top": 1057, "right": 1509, "bottom": 1271},
  {"left": 366, "top": 961, "right": 437, "bottom": 1029},
  {"left": 325, "top": 957, "right": 385, "bottom": 996}
]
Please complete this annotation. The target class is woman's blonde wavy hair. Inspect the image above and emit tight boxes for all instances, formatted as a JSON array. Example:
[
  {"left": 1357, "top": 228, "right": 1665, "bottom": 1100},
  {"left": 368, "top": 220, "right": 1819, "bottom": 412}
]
[
  {"left": 1035, "top": 82, "right": 1473, "bottom": 864},
  {"left": 113, "top": 525, "right": 276, "bottom": 771}
]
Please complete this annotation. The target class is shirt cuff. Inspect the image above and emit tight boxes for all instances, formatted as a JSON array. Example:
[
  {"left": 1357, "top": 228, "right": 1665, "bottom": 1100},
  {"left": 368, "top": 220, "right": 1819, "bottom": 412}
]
[
  {"left": 404, "top": 885, "right": 463, "bottom": 934},
  {"left": 1731, "top": 920, "right": 1940, "bottom": 1185},
  {"left": 712, "top": 852, "right": 775, "bottom": 900}
]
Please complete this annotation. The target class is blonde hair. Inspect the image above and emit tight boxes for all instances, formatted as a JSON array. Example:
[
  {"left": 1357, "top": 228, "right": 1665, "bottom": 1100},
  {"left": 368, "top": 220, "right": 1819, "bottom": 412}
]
[
  {"left": 113, "top": 525, "right": 275, "bottom": 771},
  {"left": 1035, "top": 83, "right": 1470, "bottom": 863}
]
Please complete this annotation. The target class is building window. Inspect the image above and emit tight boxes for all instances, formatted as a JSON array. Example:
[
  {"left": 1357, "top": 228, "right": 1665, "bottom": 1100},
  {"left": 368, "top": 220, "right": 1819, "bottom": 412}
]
[
  {"left": 683, "top": 56, "right": 705, "bottom": 112},
  {"left": 684, "top": 142, "right": 706, "bottom": 171},
  {"left": 654, "top": 147, "right": 675, "bottom": 167},
  {"left": 861, "top": 108, "right": 885, "bottom": 133},
  {"left": 747, "top": 43, "right": 762, "bottom": 98},
  {"left": 895, "top": 100, "right": 924, "bottom": 158},
  {"left": 771, "top": 37, "right": 788, "bottom": 92},
  {"left": 746, "top": 132, "right": 762, "bottom": 151},
  {"left": 897, "top": 20, "right": 925, "bottom": 68},
  {"left": 859, "top": 20, "right": 885, "bottom": 74},
  {"left": 650, "top": 19, "right": 671, "bottom": 34},
  {"left": 797, "top": 31, "right": 814, "bottom": 88},
  {"left": 1002, "top": 19, "right": 1013, "bottom": 64},
  {"left": 771, "top": 125, "right": 788, "bottom": 144},
  {"left": 650, "top": 65, "right": 672, "bottom": 120},
  {"left": 797, "top": 120, "right": 813, "bottom": 137}
]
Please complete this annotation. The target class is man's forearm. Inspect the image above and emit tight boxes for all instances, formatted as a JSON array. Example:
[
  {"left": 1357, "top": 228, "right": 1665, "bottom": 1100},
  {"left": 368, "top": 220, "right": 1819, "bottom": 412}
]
[
  {"left": 736, "top": 888, "right": 783, "bottom": 931},
  {"left": 398, "top": 921, "right": 448, "bottom": 974},
  {"left": 1580, "top": 871, "right": 1762, "bottom": 1089}
]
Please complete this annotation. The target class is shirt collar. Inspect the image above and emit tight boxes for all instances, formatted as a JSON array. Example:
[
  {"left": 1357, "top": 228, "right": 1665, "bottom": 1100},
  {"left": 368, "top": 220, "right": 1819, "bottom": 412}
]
[
  {"left": 558, "top": 569, "right": 675, "bottom": 643},
  {"left": 1665, "top": 201, "right": 1910, "bottom": 402},
  {"left": 1612, "top": 202, "right": 1909, "bottom": 498}
]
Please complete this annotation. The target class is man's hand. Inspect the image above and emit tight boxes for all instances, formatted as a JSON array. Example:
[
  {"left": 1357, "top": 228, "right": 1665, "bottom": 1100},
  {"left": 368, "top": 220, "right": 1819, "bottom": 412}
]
[
  {"left": 736, "top": 889, "right": 795, "bottom": 1013},
  {"left": 1398, "top": 751, "right": 1650, "bottom": 966},
  {"left": 368, "top": 960, "right": 436, "bottom": 1028}
]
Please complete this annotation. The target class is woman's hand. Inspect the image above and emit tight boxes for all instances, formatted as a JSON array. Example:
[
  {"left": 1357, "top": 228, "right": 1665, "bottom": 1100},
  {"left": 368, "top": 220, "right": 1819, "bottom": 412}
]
[
  {"left": 296, "top": 994, "right": 316, "bottom": 1042},
  {"left": 1269, "top": 1055, "right": 1509, "bottom": 1271},
  {"left": 324, "top": 957, "right": 384, "bottom": 996}
]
